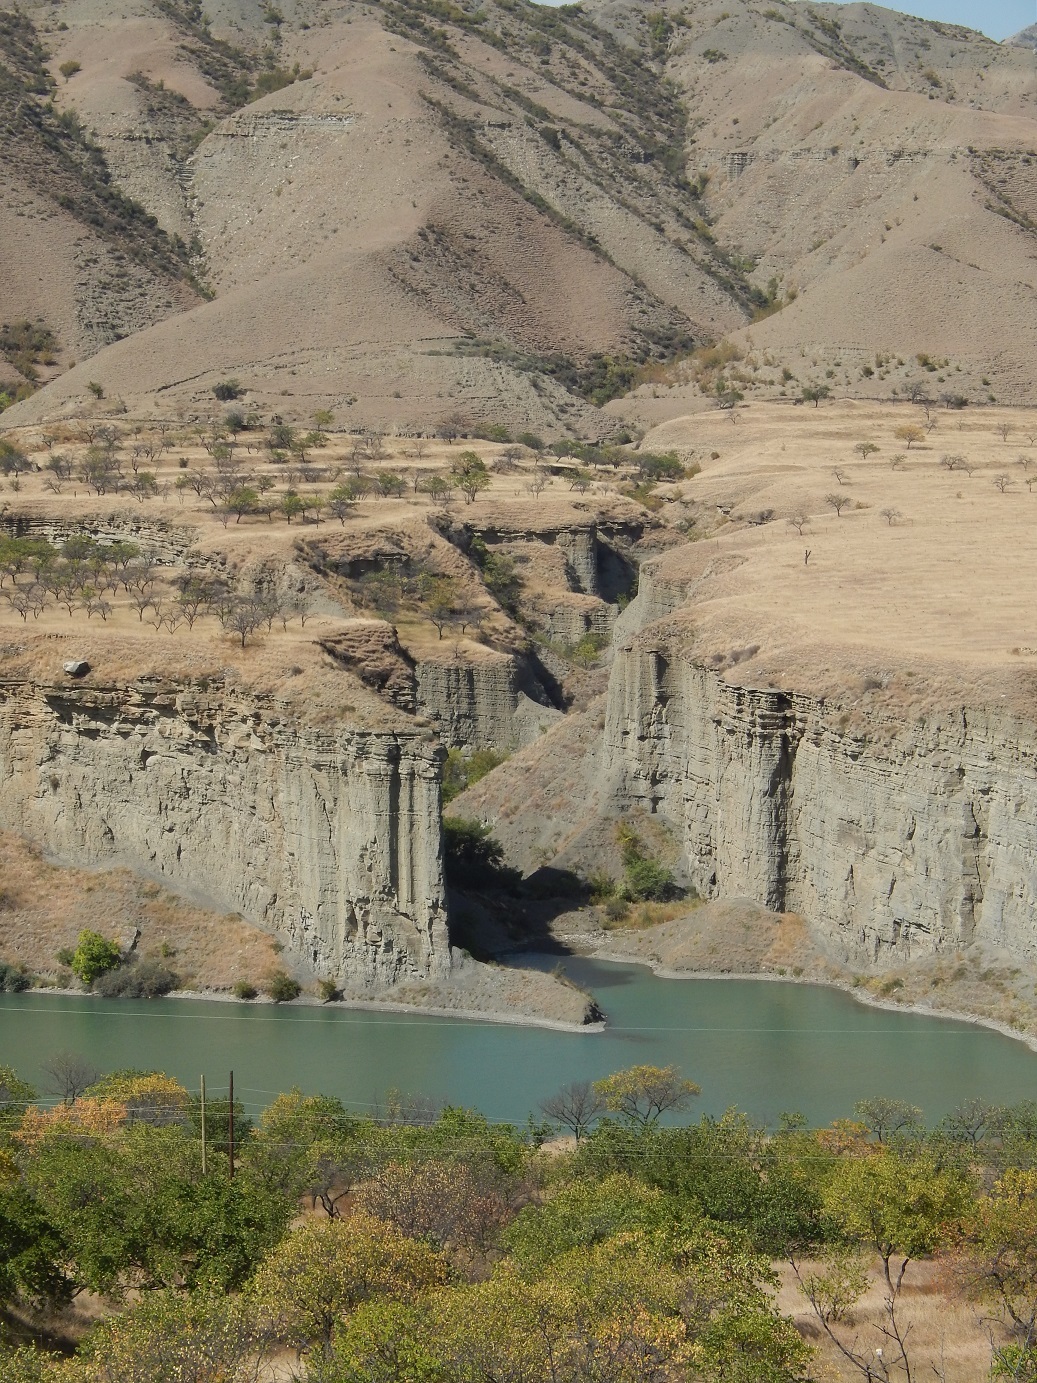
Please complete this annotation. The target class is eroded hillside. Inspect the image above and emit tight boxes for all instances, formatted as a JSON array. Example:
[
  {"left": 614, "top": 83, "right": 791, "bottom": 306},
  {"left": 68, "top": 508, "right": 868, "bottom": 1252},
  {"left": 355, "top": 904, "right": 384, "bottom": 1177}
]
[{"left": 1, "top": 0, "right": 1034, "bottom": 431}]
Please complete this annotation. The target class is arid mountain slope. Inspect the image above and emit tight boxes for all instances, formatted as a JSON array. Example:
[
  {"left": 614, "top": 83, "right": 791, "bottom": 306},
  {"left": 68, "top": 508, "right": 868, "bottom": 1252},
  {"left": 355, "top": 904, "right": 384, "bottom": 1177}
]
[{"left": 2, "top": 0, "right": 1036, "bottom": 430}]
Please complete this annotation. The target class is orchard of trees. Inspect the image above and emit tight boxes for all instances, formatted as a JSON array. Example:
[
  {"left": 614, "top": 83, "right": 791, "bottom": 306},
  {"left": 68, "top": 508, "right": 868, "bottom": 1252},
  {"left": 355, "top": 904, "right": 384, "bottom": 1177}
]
[
  {"left": 1, "top": 1063, "right": 1037, "bottom": 1380},
  {"left": 0, "top": 533, "right": 310, "bottom": 645}
]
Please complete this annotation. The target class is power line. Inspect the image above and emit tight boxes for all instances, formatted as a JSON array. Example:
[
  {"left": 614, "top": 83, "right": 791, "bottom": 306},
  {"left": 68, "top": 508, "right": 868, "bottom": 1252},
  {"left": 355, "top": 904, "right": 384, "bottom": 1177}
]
[{"left": 0, "top": 1001, "right": 1013, "bottom": 1036}]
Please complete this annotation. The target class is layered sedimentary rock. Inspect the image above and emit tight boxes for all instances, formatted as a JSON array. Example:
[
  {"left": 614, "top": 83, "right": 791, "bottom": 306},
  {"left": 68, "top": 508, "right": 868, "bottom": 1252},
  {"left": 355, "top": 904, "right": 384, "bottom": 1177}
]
[
  {"left": 320, "top": 622, "right": 562, "bottom": 751},
  {"left": 603, "top": 631, "right": 1037, "bottom": 969},
  {"left": 415, "top": 655, "right": 562, "bottom": 751},
  {"left": 0, "top": 679, "right": 448, "bottom": 986}
]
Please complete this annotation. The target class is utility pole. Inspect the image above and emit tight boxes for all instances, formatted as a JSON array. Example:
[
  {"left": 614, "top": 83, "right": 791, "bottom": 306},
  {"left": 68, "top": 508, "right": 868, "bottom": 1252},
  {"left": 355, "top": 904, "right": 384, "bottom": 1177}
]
[
  {"left": 200, "top": 1074, "right": 207, "bottom": 1176},
  {"left": 228, "top": 1070, "right": 235, "bottom": 1179}
]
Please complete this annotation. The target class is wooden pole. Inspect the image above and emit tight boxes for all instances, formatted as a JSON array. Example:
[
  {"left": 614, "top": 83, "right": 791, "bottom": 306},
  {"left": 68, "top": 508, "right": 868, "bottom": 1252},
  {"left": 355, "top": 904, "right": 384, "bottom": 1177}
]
[
  {"left": 228, "top": 1070, "right": 235, "bottom": 1179},
  {"left": 200, "top": 1074, "right": 207, "bottom": 1176}
]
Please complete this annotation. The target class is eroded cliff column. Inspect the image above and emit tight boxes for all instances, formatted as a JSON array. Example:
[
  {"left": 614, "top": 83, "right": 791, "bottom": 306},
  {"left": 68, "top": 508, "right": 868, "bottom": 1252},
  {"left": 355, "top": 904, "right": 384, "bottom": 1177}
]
[{"left": 0, "top": 679, "right": 449, "bottom": 987}]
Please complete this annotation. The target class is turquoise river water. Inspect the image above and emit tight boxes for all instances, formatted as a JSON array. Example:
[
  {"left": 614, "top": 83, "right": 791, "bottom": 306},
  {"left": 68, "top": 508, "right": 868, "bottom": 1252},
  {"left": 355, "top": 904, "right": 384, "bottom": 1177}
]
[{"left": 2, "top": 957, "right": 1035, "bottom": 1126}]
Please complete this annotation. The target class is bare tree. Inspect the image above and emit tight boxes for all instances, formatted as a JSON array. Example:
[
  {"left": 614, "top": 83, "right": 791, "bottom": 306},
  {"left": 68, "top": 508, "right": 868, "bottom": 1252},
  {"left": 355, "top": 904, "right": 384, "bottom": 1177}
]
[
  {"left": 996, "top": 422, "right": 1011, "bottom": 443},
  {"left": 43, "top": 1051, "right": 100, "bottom": 1106},
  {"left": 787, "top": 514, "right": 808, "bottom": 536},
  {"left": 540, "top": 1080, "right": 603, "bottom": 1142},
  {"left": 219, "top": 597, "right": 266, "bottom": 647},
  {"left": 889, "top": 453, "right": 907, "bottom": 471},
  {"left": 879, "top": 508, "right": 902, "bottom": 526},
  {"left": 993, "top": 473, "right": 1013, "bottom": 493},
  {"left": 852, "top": 1097, "right": 923, "bottom": 1144},
  {"left": 825, "top": 492, "right": 850, "bottom": 517}
]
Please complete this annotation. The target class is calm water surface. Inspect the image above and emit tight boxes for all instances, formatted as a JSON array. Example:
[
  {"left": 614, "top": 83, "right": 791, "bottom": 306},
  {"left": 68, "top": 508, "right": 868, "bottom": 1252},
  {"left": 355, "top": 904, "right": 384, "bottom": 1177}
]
[{"left": 2, "top": 957, "right": 1036, "bottom": 1126}]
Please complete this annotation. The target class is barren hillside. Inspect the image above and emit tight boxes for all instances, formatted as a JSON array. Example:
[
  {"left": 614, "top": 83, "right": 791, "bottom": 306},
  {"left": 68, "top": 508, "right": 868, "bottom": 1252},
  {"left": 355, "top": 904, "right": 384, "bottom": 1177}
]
[{"left": 1, "top": 0, "right": 1034, "bottom": 432}]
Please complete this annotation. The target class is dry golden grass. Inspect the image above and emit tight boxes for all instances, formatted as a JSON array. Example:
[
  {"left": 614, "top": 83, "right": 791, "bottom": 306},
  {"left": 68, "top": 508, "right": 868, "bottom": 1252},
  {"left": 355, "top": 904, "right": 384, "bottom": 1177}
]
[
  {"left": 630, "top": 399, "right": 1037, "bottom": 714},
  {"left": 776, "top": 1255, "right": 1008, "bottom": 1382},
  {"left": 0, "top": 829, "right": 281, "bottom": 991}
]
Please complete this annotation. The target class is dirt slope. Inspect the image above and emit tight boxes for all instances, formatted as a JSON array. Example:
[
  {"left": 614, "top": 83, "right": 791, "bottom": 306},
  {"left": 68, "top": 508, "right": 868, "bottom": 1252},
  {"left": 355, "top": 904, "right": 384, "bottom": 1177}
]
[{"left": 3, "top": 0, "right": 1036, "bottom": 430}]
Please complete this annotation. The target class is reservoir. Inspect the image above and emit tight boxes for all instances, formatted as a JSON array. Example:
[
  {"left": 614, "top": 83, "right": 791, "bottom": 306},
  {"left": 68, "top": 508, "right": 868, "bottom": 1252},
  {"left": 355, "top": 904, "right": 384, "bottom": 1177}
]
[{"left": 2, "top": 957, "right": 1035, "bottom": 1127}]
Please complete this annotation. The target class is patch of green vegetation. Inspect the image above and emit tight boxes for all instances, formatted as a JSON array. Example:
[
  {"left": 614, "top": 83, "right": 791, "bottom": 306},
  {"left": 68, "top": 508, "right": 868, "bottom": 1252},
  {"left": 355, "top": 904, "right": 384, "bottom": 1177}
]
[
  {"left": 442, "top": 748, "right": 510, "bottom": 804},
  {"left": 0, "top": 319, "right": 57, "bottom": 389},
  {"left": 452, "top": 334, "right": 693, "bottom": 408},
  {"left": 616, "top": 822, "right": 677, "bottom": 902},
  {"left": 57, "top": 930, "right": 122, "bottom": 987},
  {"left": 443, "top": 817, "right": 521, "bottom": 892}
]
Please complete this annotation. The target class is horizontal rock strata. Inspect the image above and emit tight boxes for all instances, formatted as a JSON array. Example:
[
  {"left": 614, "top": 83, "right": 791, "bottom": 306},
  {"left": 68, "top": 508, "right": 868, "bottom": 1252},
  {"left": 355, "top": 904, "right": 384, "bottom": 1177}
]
[{"left": 0, "top": 679, "right": 448, "bottom": 987}]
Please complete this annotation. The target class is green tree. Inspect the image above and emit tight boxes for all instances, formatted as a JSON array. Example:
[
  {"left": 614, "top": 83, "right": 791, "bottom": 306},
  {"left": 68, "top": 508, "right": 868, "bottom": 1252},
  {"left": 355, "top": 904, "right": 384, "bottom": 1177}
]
[
  {"left": 67, "top": 930, "right": 122, "bottom": 986},
  {"left": 822, "top": 1148, "right": 973, "bottom": 1294},
  {"left": 593, "top": 1065, "right": 700, "bottom": 1130},
  {"left": 420, "top": 575, "right": 460, "bottom": 639},
  {"left": 503, "top": 1174, "right": 669, "bottom": 1270},
  {"left": 0, "top": 1065, "right": 37, "bottom": 1129},
  {"left": 251, "top": 1213, "right": 446, "bottom": 1359},
  {"left": 223, "top": 486, "right": 259, "bottom": 523},
  {"left": 79, "top": 1289, "right": 264, "bottom": 1383},
  {"left": 247, "top": 1089, "right": 364, "bottom": 1216},
  {"left": 615, "top": 822, "right": 674, "bottom": 901},
  {"left": 955, "top": 1169, "right": 1037, "bottom": 1372},
  {"left": 419, "top": 473, "right": 450, "bottom": 502},
  {"left": 442, "top": 818, "right": 517, "bottom": 891},
  {"left": 851, "top": 1097, "right": 923, "bottom": 1144},
  {"left": 0, "top": 1181, "right": 72, "bottom": 1310},
  {"left": 20, "top": 1123, "right": 292, "bottom": 1297},
  {"left": 451, "top": 449, "right": 491, "bottom": 504},
  {"left": 326, "top": 485, "right": 356, "bottom": 524}
]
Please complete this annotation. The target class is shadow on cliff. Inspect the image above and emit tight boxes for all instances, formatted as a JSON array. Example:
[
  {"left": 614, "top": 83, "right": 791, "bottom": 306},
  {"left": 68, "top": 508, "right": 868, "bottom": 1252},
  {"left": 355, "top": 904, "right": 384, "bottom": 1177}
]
[
  {"left": 443, "top": 818, "right": 592, "bottom": 960},
  {"left": 447, "top": 882, "right": 584, "bottom": 962}
]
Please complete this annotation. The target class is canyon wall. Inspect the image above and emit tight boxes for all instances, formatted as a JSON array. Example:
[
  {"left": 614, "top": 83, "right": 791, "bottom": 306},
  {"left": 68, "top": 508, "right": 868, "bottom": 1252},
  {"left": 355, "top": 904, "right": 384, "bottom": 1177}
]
[
  {"left": 0, "top": 679, "right": 449, "bottom": 987},
  {"left": 603, "top": 626, "right": 1037, "bottom": 969},
  {"left": 415, "top": 656, "right": 562, "bottom": 752}
]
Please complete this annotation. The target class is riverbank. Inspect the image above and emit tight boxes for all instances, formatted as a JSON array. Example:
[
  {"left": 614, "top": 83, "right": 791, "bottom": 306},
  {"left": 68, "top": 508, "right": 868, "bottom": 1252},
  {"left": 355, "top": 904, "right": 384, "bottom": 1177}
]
[
  {"left": 21, "top": 947, "right": 605, "bottom": 1034},
  {"left": 550, "top": 896, "right": 1037, "bottom": 1056}
]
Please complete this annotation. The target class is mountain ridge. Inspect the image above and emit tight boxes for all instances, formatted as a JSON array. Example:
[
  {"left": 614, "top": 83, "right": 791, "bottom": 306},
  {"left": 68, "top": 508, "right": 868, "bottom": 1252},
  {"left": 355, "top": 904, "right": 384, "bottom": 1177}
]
[{"left": 2, "top": 0, "right": 1035, "bottom": 431}]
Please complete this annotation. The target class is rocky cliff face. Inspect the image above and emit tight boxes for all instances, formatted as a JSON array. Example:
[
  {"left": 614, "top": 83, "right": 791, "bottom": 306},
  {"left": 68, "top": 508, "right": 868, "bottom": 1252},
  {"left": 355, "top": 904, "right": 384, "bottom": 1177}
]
[
  {"left": 603, "top": 635, "right": 1037, "bottom": 970},
  {"left": 0, "top": 679, "right": 449, "bottom": 987},
  {"left": 415, "top": 656, "right": 562, "bottom": 752}
]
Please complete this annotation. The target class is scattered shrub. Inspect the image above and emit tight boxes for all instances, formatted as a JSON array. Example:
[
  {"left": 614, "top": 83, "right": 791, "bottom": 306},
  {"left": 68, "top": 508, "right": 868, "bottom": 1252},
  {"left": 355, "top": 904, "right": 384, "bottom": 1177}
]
[
  {"left": 233, "top": 980, "right": 258, "bottom": 1000},
  {"left": 0, "top": 961, "right": 31, "bottom": 992},
  {"left": 442, "top": 748, "right": 509, "bottom": 803},
  {"left": 443, "top": 817, "right": 521, "bottom": 892},
  {"left": 94, "top": 959, "right": 179, "bottom": 999},
  {"left": 265, "top": 971, "right": 302, "bottom": 1003},
  {"left": 318, "top": 978, "right": 342, "bottom": 1003},
  {"left": 604, "top": 898, "right": 631, "bottom": 924},
  {"left": 212, "top": 379, "right": 243, "bottom": 401},
  {"left": 616, "top": 823, "right": 677, "bottom": 902}
]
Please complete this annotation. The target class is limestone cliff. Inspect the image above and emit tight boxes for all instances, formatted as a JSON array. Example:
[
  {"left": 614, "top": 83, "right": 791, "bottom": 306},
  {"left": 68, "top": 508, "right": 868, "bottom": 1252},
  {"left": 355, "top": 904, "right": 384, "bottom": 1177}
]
[
  {"left": 603, "top": 634, "right": 1037, "bottom": 971},
  {"left": 0, "top": 678, "right": 449, "bottom": 987}
]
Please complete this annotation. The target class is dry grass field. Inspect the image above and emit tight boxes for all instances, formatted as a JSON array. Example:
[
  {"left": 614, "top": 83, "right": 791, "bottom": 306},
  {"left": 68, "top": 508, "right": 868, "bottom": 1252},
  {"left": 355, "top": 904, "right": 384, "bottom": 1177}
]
[
  {"left": 0, "top": 829, "right": 281, "bottom": 991},
  {"left": 636, "top": 399, "right": 1037, "bottom": 708},
  {"left": 775, "top": 1255, "right": 1007, "bottom": 1382}
]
